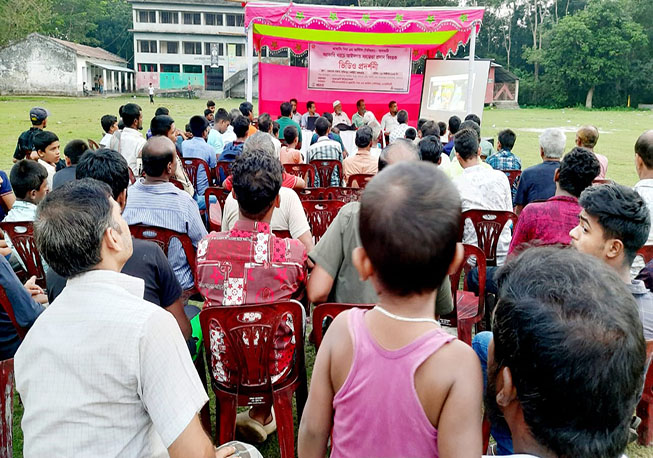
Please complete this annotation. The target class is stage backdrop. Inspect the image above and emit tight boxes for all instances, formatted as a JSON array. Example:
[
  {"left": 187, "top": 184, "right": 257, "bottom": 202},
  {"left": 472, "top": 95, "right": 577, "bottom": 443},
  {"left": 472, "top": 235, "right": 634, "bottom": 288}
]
[{"left": 259, "top": 62, "right": 424, "bottom": 127}]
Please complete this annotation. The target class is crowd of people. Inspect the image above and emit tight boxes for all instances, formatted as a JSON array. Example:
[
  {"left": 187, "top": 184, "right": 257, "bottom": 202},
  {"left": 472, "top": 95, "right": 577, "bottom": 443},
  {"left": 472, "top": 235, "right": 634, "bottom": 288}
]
[{"left": 2, "top": 96, "right": 653, "bottom": 458}]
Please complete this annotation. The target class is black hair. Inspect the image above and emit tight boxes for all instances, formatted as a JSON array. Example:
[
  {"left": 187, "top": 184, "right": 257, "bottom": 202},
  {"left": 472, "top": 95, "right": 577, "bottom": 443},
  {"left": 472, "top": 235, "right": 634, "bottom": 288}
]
[
  {"left": 215, "top": 108, "right": 230, "bottom": 123},
  {"left": 10, "top": 160, "right": 48, "bottom": 198},
  {"left": 121, "top": 103, "right": 141, "bottom": 128},
  {"left": 498, "top": 129, "right": 517, "bottom": 150},
  {"left": 76, "top": 148, "right": 130, "bottom": 200},
  {"left": 388, "top": 100, "right": 397, "bottom": 108},
  {"left": 558, "top": 147, "right": 600, "bottom": 197},
  {"left": 464, "top": 113, "right": 481, "bottom": 126},
  {"left": 419, "top": 136, "right": 443, "bottom": 165},
  {"left": 257, "top": 113, "right": 272, "bottom": 133},
  {"left": 101, "top": 114, "right": 117, "bottom": 133},
  {"left": 454, "top": 129, "right": 479, "bottom": 161},
  {"left": 239, "top": 101, "right": 254, "bottom": 117},
  {"left": 150, "top": 115, "right": 175, "bottom": 137},
  {"left": 404, "top": 128, "right": 417, "bottom": 141},
  {"left": 185, "top": 123, "right": 192, "bottom": 133},
  {"left": 63, "top": 140, "right": 89, "bottom": 165},
  {"left": 438, "top": 121, "right": 447, "bottom": 136},
  {"left": 231, "top": 149, "right": 283, "bottom": 219},
  {"left": 322, "top": 112, "right": 333, "bottom": 125},
  {"left": 118, "top": 120, "right": 125, "bottom": 130},
  {"left": 306, "top": 101, "right": 315, "bottom": 111},
  {"left": 459, "top": 120, "right": 481, "bottom": 141},
  {"left": 35, "top": 178, "right": 119, "bottom": 278},
  {"left": 396, "top": 110, "right": 408, "bottom": 124},
  {"left": 635, "top": 131, "right": 653, "bottom": 169},
  {"left": 356, "top": 99, "right": 365, "bottom": 108},
  {"left": 232, "top": 115, "right": 251, "bottom": 138},
  {"left": 204, "top": 108, "right": 213, "bottom": 117},
  {"left": 315, "top": 117, "right": 330, "bottom": 137},
  {"left": 280, "top": 102, "right": 292, "bottom": 117},
  {"left": 32, "top": 130, "right": 59, "bottom": 152},
  {"left": 155, "top": 107, "right": 169, "bottom": 116},
  {"left": 284, "top": 125, "right": 298, "bottom": 144},
  {"left": 141, "top": 137, "right": 175, "bottom": 177},
  {"left": 448, "top": 115, "right": 461, "bottom": 135},
  {"left": 272, "top": 121, "right": 280, "bottom": 136},
  {"left": 579, "top": 183, "right": 651, "bottom": 265},
  {"left": 420, "top": 120, "right": 439, "bottom": 137},
  {"left": 417, "top": 118, "right": 428, "bottom": 133},
  {"left": 289, "top": 98, "right": 298, "bottom": 104},
  {"left": 360, "top": 162, "right": 461, "bottom": 296},
  {"left": 355, "top": 126, "right": 374, "bottom": 148},
  {"left": 490, "top": 246, "right": 645, "bottom": 458},
  {"left": 207, "top": 100, "right": 215, "bottom": 108},
  {"left": 189, "top": 115, "right": 209, "bottom": 137}
]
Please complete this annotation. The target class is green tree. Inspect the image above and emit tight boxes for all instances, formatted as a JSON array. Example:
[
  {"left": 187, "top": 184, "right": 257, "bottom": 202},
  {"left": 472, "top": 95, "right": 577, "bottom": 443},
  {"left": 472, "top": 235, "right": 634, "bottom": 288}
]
[{"left": 0, "top": 0, "right": 52, "bottom": 46}]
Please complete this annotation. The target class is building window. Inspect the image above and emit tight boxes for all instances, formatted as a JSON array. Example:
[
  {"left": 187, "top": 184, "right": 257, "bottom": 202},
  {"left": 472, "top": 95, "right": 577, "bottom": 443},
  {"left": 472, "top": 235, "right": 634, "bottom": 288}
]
[
  {"left": 138, "top": 63, "right": 158, "bottom": 72},
  {"left": 160, "top": 41, "right": 179, "bottom": 54},
  {"left": 235, "top": 44, "right": 244, "bottom": 56},
  {"left": 226, "top": 14, "right": 244, "bottom": 27},
  {"left": 183, "top": 65, "right": 203, "bottom": 74},
  {"left": 183, "top": 42, "right": 202, "bottom": 55},
  {"left": 161, "top": 64, "right": 180, "bottom": 73},
  {"left": 183, "top": 12, "right": 201, "bottom": 25},
  {"left": 138, "top": 10, "right": 156, "bottom": 23},
  {"left": 138, "top": 40, "right": 157, "bottom": 53},
  {"left": 205, "top": 13, "right": 223, "bottom": 26},
  {"left": 205, "top": 42, "right": 224, "bottom": 56},
  {"left": 160, "top": 11, "right": 178, "bottom": 24}
]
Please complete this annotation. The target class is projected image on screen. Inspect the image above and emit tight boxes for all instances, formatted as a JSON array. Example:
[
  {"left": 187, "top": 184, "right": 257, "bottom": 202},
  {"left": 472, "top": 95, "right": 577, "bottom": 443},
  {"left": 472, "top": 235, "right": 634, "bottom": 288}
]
[{"left": 427, "top": 75, "right": 472, "bottom": 112}]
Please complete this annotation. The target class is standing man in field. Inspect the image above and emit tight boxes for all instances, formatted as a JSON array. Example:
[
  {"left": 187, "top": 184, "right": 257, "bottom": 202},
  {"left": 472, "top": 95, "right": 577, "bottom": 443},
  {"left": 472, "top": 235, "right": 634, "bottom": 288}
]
[{"left": 148, "top": 83, "right": 155, "bottom": 104}]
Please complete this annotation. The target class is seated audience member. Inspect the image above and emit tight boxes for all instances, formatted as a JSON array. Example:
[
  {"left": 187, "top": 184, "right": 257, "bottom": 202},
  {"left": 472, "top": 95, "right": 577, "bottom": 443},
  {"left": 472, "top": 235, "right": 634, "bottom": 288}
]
[
  {"left": 220, "top": 108, "right": 241, "bottom": 145},
  {"left": 239, "top": 101, "right": 257, "bottom": 137},
  {"left": 272, "top": 121, "right": 281, "bottom": 140},
  {"left": 307, "top": 117, "right": 344, "bottom": 187},
  {"left": 486, "top": 129, "right": 521, "bottom": 171},
  {"left": 146, "top": 108, "right": 170, "bottom": 140},
  {"left": 280, "top": 125, "right": 303, "bottom": 164},
  {"left": 46, "top": 148, "right": 192, "bottom": 349},
  {"left": 207, "top": 100, "right": 215, "bottom": 114},
  {"left": 257, "top": 113, "right": 281, "bottom": 156},
  {"left": 363, "top": 111, "right": 382, "bottom": 147},
  {"left": 475, "top": 246, "right": 646, "bottom": 458},
  {"left": 0, "top": 170, "right": 16, "bottom": 221},
  {"left": 290, "top": 98, "right": 302, "bottom": 124},
  {"left": 404, "top": 127, "right": 417, "bottom": 142},
  {"left": 277, "top": 102, "right": 301, "bottom": 141},
  {"left": 420, "top": 121, "right": 450, "bottom": 169},
  {"left": 342, "top": 126, "right": 378, "bottom": 183},
  {"left": 181, "top": 115, "right": 217, "bottom": 203},
  {"left": 513, "top": 127, "right": 566, "bottom": 214},
  {"left": 438, "top": 121, "right": 448, "bottom": 144},
  {"left": 108, "top": 106, "right": 124, "bottom": 151},
  {"left": 14, "top": 107, "right": 49, "bottom": 162},
  {"left": 388, "top": 110, "right": 410, "bottom": 144},
  {"left": 570, "top": 183, "right": 653, "bottom": 339},
  {"left": 419, "top": 135, "right": 445, "bottom": 167},
  {"left": 32, "top": 130, "right": 60, "bottom": 190},
  {"left": 197, "top": 149, "right": 308, "bottom": 443},
  {"left": 299, "top": 161, "right": 482, "bottom": 458},
  {"left": 509, "top": 148, "right": 600, "bottom": 255},
  {"left": 310, "top": 113, "right": 347, "bottom": 153},
  {"left": 301, "top": 101, "right": 319, "bottom": 130},
  {"left": 443, "top": 115, "right": 461, "bottom": 155},
  {"left": 150, "top": 115, "right": 195, "bottom": 198},
  {"left": 207, "top": 108, "right": 231, "bottom": 157},
  {"left": 351, "top": 99, "right": 366, "bottom": 128},
  {"left": 633, "top": 130, "right": 653, "bottom": 275},
  {"left": 447, "top": 121, "right": 493, "bottom": 179},
  {"left": 307, "top": 139, "right": 452, "bottom": 316},
  {"left": 416, "top": 118, "right": 429, "bottom": 139},
  {"left": 19, "top": 178, "right": 242, "bottom": 458},
  {"left": 99, "top": 114, "right": 118, "bottom": 148},
  {"left": 332, "top": 100, "right": 350, "bottom": 127},
  {"left": 576, "top": 125, "right": 608, "bottom": 178},
  {"left": 204, "top": 108, "right": 214, "bottom": 127},
  {"left": 118, "top": 103, "right": 146, "bottom": 176},
  {"left": 123, "top": 136, "right": 207, "bottom": 291},
  {"left": 380, "top": 100, "right": 399, "bottom": 135},
  {"left": 52, "top": 140, "right": 89, "bottom": 190},
  {"left": 464, "top": 114, "right": 496, "bottom": 160},
  {"left": 219, "top": 115, "right": 250, "bottom": 165}
]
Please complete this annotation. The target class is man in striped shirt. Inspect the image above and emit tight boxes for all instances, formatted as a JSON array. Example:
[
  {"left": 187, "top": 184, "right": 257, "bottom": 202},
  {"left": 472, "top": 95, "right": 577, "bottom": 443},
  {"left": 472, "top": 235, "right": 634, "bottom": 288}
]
[{"left": 123, "top": 136, "right": 207, "bottom": 291}]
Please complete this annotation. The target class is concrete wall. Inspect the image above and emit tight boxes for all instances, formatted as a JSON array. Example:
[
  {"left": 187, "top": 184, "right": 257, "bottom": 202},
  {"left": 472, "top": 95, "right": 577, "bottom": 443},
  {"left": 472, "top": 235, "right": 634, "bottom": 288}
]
[{"left": 0, "top": 35, "right": 77, "bottom": 95}]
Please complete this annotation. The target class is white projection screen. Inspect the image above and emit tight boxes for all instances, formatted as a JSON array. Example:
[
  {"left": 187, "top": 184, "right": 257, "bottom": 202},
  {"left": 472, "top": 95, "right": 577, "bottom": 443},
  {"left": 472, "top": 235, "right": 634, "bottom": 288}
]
[{"left": 419, "top": 59, "right": 491, "bottom": 123}]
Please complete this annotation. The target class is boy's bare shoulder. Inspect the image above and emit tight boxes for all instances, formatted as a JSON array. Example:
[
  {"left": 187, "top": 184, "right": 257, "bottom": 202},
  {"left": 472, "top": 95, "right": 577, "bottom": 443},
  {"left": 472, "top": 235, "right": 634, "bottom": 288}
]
[{"left": 420, "top": 336, "right": 481, "bottom": 382}]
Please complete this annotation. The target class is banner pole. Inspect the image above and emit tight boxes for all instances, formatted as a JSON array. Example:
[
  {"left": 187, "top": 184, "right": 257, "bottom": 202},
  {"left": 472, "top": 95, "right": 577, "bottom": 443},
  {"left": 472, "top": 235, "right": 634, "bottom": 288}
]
[
  {"left": 246, "top": 24, "right": 253, "bottom": 103},
  {"left": 466, "top": 24, "right": 477, "bottom": 115}
]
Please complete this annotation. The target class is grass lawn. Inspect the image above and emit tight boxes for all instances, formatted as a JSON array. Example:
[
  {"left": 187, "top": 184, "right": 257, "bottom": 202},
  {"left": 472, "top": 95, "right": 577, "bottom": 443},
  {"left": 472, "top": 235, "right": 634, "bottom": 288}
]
[{"left": 3, "top": 96, "right": 653, "bottom": 456}]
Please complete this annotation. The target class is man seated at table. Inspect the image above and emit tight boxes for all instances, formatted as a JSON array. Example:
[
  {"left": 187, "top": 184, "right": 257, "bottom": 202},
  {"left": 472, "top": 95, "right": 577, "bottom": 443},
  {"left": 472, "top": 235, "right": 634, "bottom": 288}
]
[
  {"left": 277, "top": 102, "right": 301, "bottom": 141},
  {"left": 351, "top": 99, "right": 366, "bottom": 128},
  {"left": 290, "top": 98, "right": 302, "bottom": 125},
  {"left": 123, "top": 136, "right": 207, "bottom": 292},
  {"left": 307, "top": 117, "right": 344, "bottom": 187},
  {"left": 342, "top": 126, "right": 377, "bottom": 184},
  {"left": 332, "top": 100, "right": 350, "bottom": 127},
  {"left": 388, "top": 110, "right": 410, "bottom": 144},
  {"left": 196, "top": 148, "right": 308, "bottom": 444},
  {"left": 301, "top": 101, "right": 319, "bottom": 131},
  {"left": 509, "top": 147, "right": 600, "bottom": 255},
  {"left": 576, "top": 125, "right": 608, "bottom": 178},
  {"left": 380, "top": 100, "right": 399, "bottom": 136}
]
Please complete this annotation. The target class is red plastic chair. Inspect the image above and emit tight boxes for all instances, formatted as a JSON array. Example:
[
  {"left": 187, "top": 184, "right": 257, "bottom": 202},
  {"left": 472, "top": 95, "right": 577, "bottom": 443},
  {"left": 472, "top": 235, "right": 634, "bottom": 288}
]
[
  {"left": 0, "top": 359, "right": 14, "bottom": 455},
  {"left": 440, "top": 244, "right": 486, "bottom": 346},
  {"left": 295, "top": 187, "right": 326, "bottom": 201},
  {"left": 129, "top": 224, "right": 199, "bottom": 296},
  {"left": 284, "top": 164, "right": 317, "bottom": 188},
  {"left": 346, "top": 173, "right": 374, "bottom": 189},
  {"left": 593, "top": 178, "right": 613, "bottom": 186},
  {"left": 182, "top": 157, "right": 213, "bottom": 191},
  {"left": 215, "top": 160, "right": 233, "bottom": 186},
  {"left": 0, "top": 221, "right": 46, "bottom": 289},
  {"left": 205, "top": 187, "right": 230, "bottom": 233},
  {"left": 325, "top": 187, "right": 363, "bottom": 204},
  {"left": 0, "top": 285, "right": 28, "bottom": 340},
  {"left": 499, "top": 170, "right": 522, "bottom": 189},
  {"left": 273, "top": 230, "right": 292, "bottom": 239},
  {"left": 461, "top": 210, "right": 518, "bottom": 267},
  {"left": 637, "top": 340, "right": 653, "bottom": 444},
  {"left": 87, "top": 139, "right": 100, "bottom": 150},
  {"left": 169, "top": 177, "right": 185, "bottom": 190},
  {"left": 310, "top": 159, "right": 343, "bottom": 187},
  {"left": 638, "top": 246, "right": 653, "bottom": 265},
  {"left": 301, "top": 200, "right": 345, "bottom": 243},
  {"left": 312, "top": 303, "right": 374, "bottom": 349},
  {"left": 199, "top": 302, "right": 308, "bottom": 458},
  {"left": 128, "top": 167, "right": 136, "bottom": 185}
]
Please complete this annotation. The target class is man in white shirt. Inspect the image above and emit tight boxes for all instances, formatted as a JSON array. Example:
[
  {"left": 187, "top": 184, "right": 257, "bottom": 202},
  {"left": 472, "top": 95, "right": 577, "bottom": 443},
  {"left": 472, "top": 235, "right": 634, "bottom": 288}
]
[
  {"left": 380, "top": 100, "right": 399, "bottom": 135},
  {"left": 148, "top": 83, "right": 155, "bottom": 104},
  {"left": 118, "top": 102, "right": 146, "bottom": 176},
  {"left": 290, "top": 98, "right": 303, "bottom": 125},
  {"left": 221, "top": 108, "right": 241, "bottom": 145},
  {"left": 332, "top": 100, "right": 350, "bottom": 127},
  {"left": 632, "top": 130, "right": 653, "bottom": 275},
  {"left": 301, "top": 101, "right": 319, "bottom": 130},
  {"left": 207, "top": 108, "right": 231, "bottom": 157},
  {"left": 16, "top": 179, "right": 238, "bottom": 458},
  {"left": 388, "top": 110, "right": 410, "bottom": 144}
]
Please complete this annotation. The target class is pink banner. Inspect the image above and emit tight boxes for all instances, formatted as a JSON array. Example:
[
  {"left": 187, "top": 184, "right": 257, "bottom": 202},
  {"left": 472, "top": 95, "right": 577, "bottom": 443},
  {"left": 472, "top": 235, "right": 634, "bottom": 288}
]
[{"left": 259, "top": 63, "right": 423, "bottom": 127}]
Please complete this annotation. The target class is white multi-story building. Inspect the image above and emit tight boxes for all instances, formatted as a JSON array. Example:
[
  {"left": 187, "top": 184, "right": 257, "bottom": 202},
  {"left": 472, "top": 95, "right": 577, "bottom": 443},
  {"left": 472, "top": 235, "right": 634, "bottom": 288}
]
[{"left": 130, "top": 0, "right": 248, "bottom": 91}]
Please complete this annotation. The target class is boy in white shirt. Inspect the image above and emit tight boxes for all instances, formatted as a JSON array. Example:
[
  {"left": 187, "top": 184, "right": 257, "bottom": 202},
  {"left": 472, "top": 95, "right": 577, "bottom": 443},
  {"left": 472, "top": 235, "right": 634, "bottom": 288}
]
[
  {"left": 32, "top": 130, "right": 60, "bottom": 190},
  {"left": 100, "top": 114, "right": 118, "bottom": 148}
]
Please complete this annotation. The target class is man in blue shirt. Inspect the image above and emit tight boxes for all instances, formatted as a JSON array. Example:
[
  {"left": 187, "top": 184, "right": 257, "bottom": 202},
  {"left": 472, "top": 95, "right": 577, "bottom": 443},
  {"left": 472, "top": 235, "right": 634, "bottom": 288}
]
[{"left": 182, "top": 116, "right": 217, "bottom": 211}]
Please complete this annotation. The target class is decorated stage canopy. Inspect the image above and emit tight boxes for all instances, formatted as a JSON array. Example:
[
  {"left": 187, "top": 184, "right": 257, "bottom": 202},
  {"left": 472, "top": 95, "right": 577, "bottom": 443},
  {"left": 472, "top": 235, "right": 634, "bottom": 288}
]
[{"left": 244, "top": 2, "right": 485, "bottom": 60}]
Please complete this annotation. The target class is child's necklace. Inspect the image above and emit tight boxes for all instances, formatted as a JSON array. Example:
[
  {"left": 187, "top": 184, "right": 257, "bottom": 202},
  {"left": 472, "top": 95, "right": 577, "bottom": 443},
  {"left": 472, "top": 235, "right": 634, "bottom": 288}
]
[{"left": 373, "top": 305, "right": 440, "bottom": 326}]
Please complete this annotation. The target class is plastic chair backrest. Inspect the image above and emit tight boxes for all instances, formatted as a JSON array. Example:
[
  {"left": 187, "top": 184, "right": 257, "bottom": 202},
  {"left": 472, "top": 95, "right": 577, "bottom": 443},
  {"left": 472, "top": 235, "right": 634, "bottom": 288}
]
[
  {"left": 0, "top": 359, "right": 13, "bottom": 456},
  {"left": 284, "top": 164, "right": 316, "bottom": 188},
  {"left": 205, "top": 187, "right": 230, "bottom": 232},
  {"left": 325, "top": 187, "right": 363, "bottom": 204},
  {"left": 87, "top": 139, "right": 100, "bottom": 151},
  {"left": 129, "top": 224, "right": 198, "bottom": 293},
  {"left": 215, "top": 161, "right": 233, "bottom": 185},
  {"left": 593, "top": 178, "right": 613, "bottom": 186},
  {"left": 0, "top": 222, "right": 46, "bottom": 289},
  {"left": 182, "top": 158, "right": 213, "bottom": 191},
  {"left": 644, "top": 340, "right": 653, "bottom": 399},
  {"left": 312, "top": 303, "right": 374, "bottom": 349},
  {"left": 199, "top": 301, "right": 305, "bottom": 394},
  {"left": 301, "top": 199, "right": 345, "bottom": 242},
  {"left": 639, "top": 246, "right": 653, "bottom": 265},
  {"left": 310, "top": 159, "right": 343, "bottom": 187},
  {"left": 169, "top": 177, "right": 184, "bottom": 190},
  {"left": 346, "top": 173, "right": 374, "bottom": 189},
  {"left": 461, "top": 210, "right": 518, "bottom": 266},
  {"left": 0, "top": 285, "right": 28, "bottom": 340},
  {"left": 500, "top": 170, "right": 522, "bottom": 189},
  {"left": 296, "top": 187, "right": 326, "bottom": 201},
  {"left": 273, "top": 230, "right": 292, "bottom": 239},
  {"left": 128, "top": 167, "right": 136, "bottom": 185},
  {"left": 441, "top": 244, "right": 486, "bottom": 328}
]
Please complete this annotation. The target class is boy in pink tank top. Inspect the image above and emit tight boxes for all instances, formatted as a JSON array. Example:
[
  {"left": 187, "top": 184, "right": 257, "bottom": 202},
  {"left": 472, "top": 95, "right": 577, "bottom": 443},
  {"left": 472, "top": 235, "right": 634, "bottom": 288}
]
[{"left": 299, "top": 161, "right": 483, "bottom": 458}]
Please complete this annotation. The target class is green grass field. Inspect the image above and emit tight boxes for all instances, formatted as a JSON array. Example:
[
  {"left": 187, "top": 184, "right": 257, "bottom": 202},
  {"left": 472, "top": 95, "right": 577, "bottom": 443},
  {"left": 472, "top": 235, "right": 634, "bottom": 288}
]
[{"left": 3, "top": 95, "right": 653, "bottom": 457}]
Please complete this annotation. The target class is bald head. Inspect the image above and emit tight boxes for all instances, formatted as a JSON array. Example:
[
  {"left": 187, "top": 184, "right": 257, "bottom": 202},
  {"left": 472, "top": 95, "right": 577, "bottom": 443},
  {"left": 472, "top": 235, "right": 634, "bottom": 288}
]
[
  {"left": 635, "top": 130, "right": 653, "bottom": 170},
  {"left": 378, "top": 138, "right": 419, "bottom": 171},
  {"left": 142, "top": 136, "right": 176, "bottom": 178},
  {"left": 576, "top": 125, "right": 599, "bottom": 149}
]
